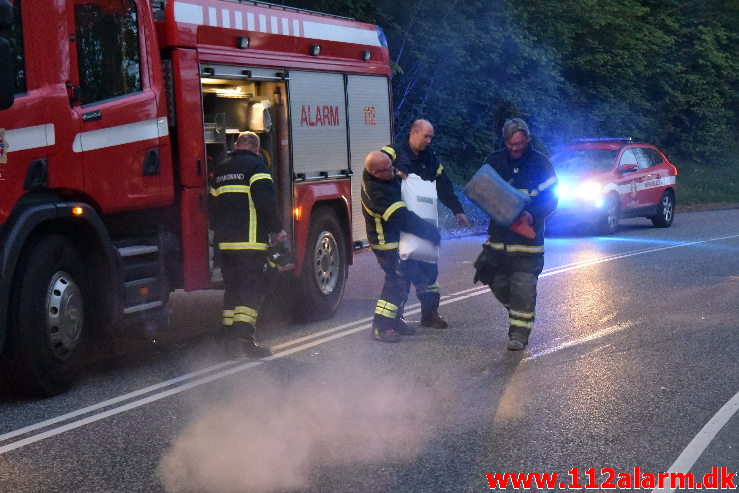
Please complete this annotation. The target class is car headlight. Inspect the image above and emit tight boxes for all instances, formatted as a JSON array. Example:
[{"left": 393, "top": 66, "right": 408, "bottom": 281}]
[
  {"left": 575, "top": 181, "right": 603, "bottom": 200},
  {"left": 555, "top": 182, "right": 571, "bottom": 199}
]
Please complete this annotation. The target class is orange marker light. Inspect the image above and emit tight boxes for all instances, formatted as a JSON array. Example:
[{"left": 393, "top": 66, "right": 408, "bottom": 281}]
[{"left": 72, "top": 206, "right": 84, "bottom": 216}]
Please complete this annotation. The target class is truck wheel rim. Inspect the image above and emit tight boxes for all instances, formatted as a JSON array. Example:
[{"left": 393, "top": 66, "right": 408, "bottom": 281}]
[
  {"left": 46, "top": 271, "right": 84, "bottom": 360},
  {"left": 313, "top": 231, "right": 339, "bottom": 295}
]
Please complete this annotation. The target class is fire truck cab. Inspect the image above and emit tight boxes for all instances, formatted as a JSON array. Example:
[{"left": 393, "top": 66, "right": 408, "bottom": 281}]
[{"left": 0, "top": 0, "right": 392, "bottom": 395}]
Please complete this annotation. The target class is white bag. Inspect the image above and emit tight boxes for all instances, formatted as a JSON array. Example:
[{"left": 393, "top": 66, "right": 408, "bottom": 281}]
[
  {"left": 248, "top": 101, "right": 272, "bottom": 132},
  {"left": 399, "top": 173, "right": 439, "bottom": 262}
]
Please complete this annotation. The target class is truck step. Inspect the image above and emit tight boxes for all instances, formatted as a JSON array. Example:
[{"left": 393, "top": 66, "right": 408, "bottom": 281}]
[
  {"left": 123, "top": 301, "right": 164, "bottom": 315},
  {"left": 117, "top": 245, "right": 159, "bottom": 257},
  {"left": 121, "top": 258, "right": 160, "bottom": 282}
]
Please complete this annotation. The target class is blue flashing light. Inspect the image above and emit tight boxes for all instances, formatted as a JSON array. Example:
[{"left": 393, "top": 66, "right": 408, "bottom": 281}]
[
  {"left": 571, "top": 137, "right": 633, "bottom": 143},
  {"left": 375, "top": 26, "right": 388, "bottom": 47}
]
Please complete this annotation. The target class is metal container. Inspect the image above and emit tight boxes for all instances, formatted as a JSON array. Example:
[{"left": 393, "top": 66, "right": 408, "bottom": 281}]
[
  {"left": 463, "top": 164, "right": 530, "bottom": 227},
  {"left": 203, "top": 113, "right": 227, "bottom": 143}
]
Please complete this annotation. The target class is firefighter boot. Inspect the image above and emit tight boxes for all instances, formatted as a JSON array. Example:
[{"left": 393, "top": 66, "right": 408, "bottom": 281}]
[
  {"left": 507, "top": 329, "right": 529, "bottom": 351},
  {"left": 421, "top": 311, "right": 448, "bottom": 329},
  {"left": 240, "top": 336, "right": 273, "bottom": 358},
  {"left": 371, "top": 315, "right": 402, "bottom": 342},
  {"left": 393, "top": 317, "right": 416, "bottom": 336},
  {"left": 419, "top": 293, "right": 448, "bottom": 329},
  {"left": 225, "top": 323, "right": 272, "bottom": 358},
  {"left": 371, "top": 325, "right": 401, "bottom": 342},
  {"left": 393, "top": 304, "right": 415, "bottom": 335}
]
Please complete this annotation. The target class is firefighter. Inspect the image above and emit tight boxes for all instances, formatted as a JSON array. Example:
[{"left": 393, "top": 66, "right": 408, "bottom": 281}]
[
  {"left": 362, "top": 150, "right": 441, "bottom": 342},
  {"left": 208, "top": 131, "right": 287, "bottom": 358},
  {"left": 384, "top": 119, "right": 469, "bottom": 329},
  {"left": 483, "top": 118, "right": 558, "bottom": 350}
]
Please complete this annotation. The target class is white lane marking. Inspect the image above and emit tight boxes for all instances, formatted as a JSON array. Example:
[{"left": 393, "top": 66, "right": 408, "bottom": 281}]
[
  {"left": 521, "top": 321, "right": 637, "bottom": 362},
  {"left": 270, "top": 285, "right": 491, "bottom": 352},
  {"left": 652, "top": 390, "right": 739, "bottom": 493},
  {"left": 541, "top": 234, "right": 739, "bottom": 277},
  {"left": 1, "top": 234, "right": 738, "bottom": 454},
  {"left": 275, "top": 234, "right": 739, "bottom": 351},
  {"left": 0, "top": 360, "right": 238, "bottom": 442},
  {"left": 0, "top": 360, "right": 262, "bottom": 454},
  {"left": 270, "top": 315, "right": 373, "bottom": 350}
]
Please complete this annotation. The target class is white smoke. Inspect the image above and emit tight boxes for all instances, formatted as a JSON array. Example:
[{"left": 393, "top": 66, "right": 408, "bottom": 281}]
[{"left": 159, "top": 363, "right": 453, "bottom": 493}]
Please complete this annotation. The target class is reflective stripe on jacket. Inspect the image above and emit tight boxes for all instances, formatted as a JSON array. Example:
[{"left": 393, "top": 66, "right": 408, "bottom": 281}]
[
  {"left": 361, "top": 169, "right": 441, "bottom": 250},
  {"left": 208, "top": 150, "right": 282, "bottom": 251},
  {"left": 485, "top": 145, "right": 558, "bottom": 254},
  {"left": 361, "top": 169, "right": 406, "bottom": 249}
]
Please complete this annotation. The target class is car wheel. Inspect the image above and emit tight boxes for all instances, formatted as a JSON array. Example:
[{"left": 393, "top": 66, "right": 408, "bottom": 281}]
[
  {"left": 598, "top": 194, "right": 620, "bottom": 235},
  {"left": 651, "top": 191, "right": 675, "bottom": 228},
  {"left": 295, "top": 208, "right": 348, "bottom": 321},
  {"left": 0, "top": 235, "right": 90, "bottom": 396}
]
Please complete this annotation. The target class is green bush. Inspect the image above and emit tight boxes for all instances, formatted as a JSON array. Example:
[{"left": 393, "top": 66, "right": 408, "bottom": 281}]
[{"left": 674, "top": 155, "right": 739, "bottom": 206}]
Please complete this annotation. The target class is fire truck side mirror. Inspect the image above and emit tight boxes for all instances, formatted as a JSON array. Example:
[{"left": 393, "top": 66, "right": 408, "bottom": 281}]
[{"left": 0, "top": 37, "right": 14, "bottom": 110}]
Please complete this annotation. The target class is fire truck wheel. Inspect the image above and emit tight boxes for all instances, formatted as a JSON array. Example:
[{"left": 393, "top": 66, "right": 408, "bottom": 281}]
[
  {"left": 297, "top": 208, "right": 348, "bottom": 321},
  {"left": 598, "top": 193, "right": 620, "bottom": 235},
  {"left": 1, "top": 234, "right": 89, "bottom": 396}
]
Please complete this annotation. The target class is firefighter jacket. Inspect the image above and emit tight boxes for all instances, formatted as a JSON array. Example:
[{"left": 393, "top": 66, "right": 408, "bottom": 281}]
[
  {"left": 484, "top": 145, "right": 558, "bottom": 255},
  {"left": 383, "top": 140, "right": 465, "bottom": 216},
  {"left": 361, "top": 169, "right": 441, "bottom": 250},
  {"left": 208, "top": 149, "right": 283, "bottom": 251}
]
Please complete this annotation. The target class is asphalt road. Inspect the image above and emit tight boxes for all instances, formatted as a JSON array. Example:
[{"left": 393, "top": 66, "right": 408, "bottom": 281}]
[{"left": 0, "top": 209, "right": 737, "bottom": 493}]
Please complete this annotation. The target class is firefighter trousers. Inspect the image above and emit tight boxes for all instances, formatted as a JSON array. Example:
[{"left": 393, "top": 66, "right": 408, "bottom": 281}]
[
  {"left": 372, "top": 249, "right": 410, "bottom": 330},
  {"left": 488, "top": 254, "right": 545, "bottom": 341},
  {"left": 219, "top": 250, "right": 269, "bottom": 338},
  {"left": 402, "top": 258, "right": 440, "bottom": 319}
]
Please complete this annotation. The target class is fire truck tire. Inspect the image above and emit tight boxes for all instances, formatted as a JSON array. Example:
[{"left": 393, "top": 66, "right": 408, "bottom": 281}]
[
  {"left": 650, "top": 190, "right": 675, "bottom": 228},
  {"left": 0, "top": 234, "right": 89, "bottom": 396},
  {"left": 598, "top": 193, "right": 620, "bottom": 235},
  {"left": 296, "top": 208, "right": 348, "bottom": 321}
]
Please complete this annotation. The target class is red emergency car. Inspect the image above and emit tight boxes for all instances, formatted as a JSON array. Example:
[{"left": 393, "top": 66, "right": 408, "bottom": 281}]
[{"left": 548, "top": 138, "right": 678, "bottom": 235}]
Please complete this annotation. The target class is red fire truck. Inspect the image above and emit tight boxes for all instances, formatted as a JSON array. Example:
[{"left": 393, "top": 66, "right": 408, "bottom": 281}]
[{"left": 0, "top": 0, "right": 392, "bottom": 395}]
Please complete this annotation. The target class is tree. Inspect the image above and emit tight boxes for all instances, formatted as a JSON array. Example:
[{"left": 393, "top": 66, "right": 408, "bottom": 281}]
[{"left": 280, "top": 0, "right": 738, "bottom": 175}]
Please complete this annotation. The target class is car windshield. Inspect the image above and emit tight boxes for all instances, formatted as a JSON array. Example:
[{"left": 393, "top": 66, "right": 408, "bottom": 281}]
[{"left": 551, "top": 149, "right": 619, "bottom": 173}]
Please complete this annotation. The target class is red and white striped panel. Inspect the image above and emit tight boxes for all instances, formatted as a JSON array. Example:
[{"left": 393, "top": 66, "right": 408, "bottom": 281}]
[{"left": 170, "top": 0, "right": 382, "bottom": 46}]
